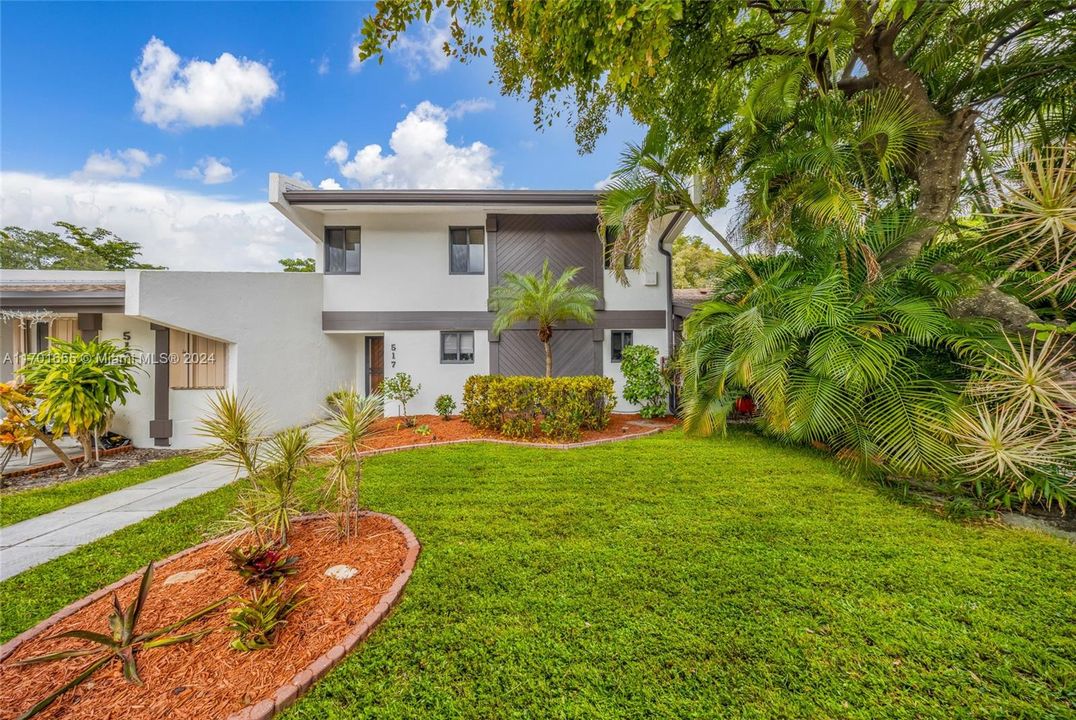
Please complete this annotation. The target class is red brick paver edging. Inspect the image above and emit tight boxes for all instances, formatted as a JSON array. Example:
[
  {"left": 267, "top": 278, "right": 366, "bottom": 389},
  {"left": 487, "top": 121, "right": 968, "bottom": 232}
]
[{"left": 0, "top": 512, "right": 422, "bottom": 720}]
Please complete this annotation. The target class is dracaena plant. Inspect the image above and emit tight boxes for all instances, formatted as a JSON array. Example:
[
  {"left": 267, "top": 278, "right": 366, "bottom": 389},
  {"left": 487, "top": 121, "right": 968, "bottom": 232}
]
[
  {"left": 12, "top": 562, "right": 226, "bottom": 720},
  {"left": 321, "top": 388, "right": 384, "bottom": 539}
]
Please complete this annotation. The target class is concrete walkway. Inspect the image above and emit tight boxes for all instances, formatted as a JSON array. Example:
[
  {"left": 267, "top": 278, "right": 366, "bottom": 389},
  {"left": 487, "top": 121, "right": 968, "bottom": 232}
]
[{"left": 0, "top": 424, "right": 338, "bottom": 581}]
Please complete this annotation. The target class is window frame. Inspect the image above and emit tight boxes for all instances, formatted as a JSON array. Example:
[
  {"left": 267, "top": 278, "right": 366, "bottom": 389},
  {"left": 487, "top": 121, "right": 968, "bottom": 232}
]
[
  {"left": 610, "top": 330, "right": 634, "bottom": 363},
  {"left": 448, "top": 226, "right": 485, "bottom": 275},
  {"left": 440, "top": 330, "right": 476, "bottom": 364},
  {"left": 324, "top": 226, "right": 361, "bottom": 275},
  {"left": 169, "top": 330, "right": 228, "bottom": 390}
]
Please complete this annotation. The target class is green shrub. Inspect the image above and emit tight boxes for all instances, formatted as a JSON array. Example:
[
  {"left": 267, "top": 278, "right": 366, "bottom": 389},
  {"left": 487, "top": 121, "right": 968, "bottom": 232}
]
[
  {"left": 382, "top": 373, "right": 421, "bottom": 426},
  {"left": 434, "top": 394, "right": 457, "bottom": 419},
  {"left": 462, "top": 375, "right": 615, "bottom": 441},
  {"left": 619, "top": 344, "right": 668, "bottom": 418}
]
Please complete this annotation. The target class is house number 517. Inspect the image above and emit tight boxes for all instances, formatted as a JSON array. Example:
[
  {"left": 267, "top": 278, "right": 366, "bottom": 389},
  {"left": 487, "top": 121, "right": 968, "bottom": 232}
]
[{"left": 390, "top": 343, "right": 397, "bottom": 368}]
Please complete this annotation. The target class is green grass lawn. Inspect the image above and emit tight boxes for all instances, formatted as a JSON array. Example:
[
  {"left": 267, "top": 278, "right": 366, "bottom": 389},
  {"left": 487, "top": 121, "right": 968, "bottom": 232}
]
[
  {"left": 2, "top": 430, "right": 1073, "bottom": 718},
  {"left": 0, "top": 453, "right": 198, "bottom": 526}
]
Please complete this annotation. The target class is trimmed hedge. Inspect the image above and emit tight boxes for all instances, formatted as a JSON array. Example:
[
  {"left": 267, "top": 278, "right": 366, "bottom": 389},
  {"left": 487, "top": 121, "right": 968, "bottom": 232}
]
[{"left": 462, "top": 375, "right": 616, "bottom": 441}]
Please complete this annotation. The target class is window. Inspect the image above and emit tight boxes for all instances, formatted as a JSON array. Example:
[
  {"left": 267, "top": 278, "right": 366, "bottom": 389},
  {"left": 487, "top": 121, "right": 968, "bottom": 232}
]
[
  {"left": 603, "top": 228, "right": 639, "bottom": 270},
  {"left": 449, "top": 227, "right": 484, "bottom": 274},
  {"left": 169, "top": 330, "right": 227, "bottom": 389},
  {"left": 441, "top": 331, "right": 475, "bottom": 364},
  {"left": 611, "top": 330, "right": 633, "bottom": 362},
  {"left": 325, "top": 227, "right": 361, "bottom": 274}
]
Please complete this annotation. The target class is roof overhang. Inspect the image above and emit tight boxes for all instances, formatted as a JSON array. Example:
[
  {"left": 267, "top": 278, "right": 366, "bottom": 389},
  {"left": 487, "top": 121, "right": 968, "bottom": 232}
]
[{"left": 281, "top": 189, "right": 601, "bottom": 207}]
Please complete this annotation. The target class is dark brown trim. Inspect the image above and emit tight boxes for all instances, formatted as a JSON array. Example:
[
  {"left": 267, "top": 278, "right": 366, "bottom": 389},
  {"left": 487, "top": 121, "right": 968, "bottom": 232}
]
[
  {"left": 485, "top": 213, "right": 499, "bottom": 310},
  {"left": 149, "top": 323, "right": 172, "bottom": 447},
  {"left": 77, "top": 313, "right": 103, "bottom": 341},
  {"left": 323, "top": 310, "right": 665, "bottom": 332},
  {"left": 592, "top": 328, "right": 603, "bottom": 374},
  {"left": 284, "top": 189, "right": 600, "bottom": 206}
]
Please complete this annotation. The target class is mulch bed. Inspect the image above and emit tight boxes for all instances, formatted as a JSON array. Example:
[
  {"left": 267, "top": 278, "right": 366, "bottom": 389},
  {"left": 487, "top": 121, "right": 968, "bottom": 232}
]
[
  {"left": 2, "top": 449, "right": 191, "bottom": 493},
  {"left": 0, "top": 514, "right": 412, "bottom": 720},
  {"left": 320, "top": 413, "right": 679, "bottom": 455}
]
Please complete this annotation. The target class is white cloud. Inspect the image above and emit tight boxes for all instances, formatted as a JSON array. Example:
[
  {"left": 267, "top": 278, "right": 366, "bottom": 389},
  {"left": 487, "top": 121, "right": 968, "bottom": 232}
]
[
  {"left": 352, "top": 8, "right": 452, "bottom": 77},
  {"left": 593, "top": 173, "right": 615, "bottom": 190},
  {"left": 326, "top": 101, "right": 501, "bottom": 189},
  {"left": 1, "top": 171, "right": 308, "bottom": 271},
  {"left": 77, "top": 148, "right": 163, "bottom": 179},
  {"left": 316, "top": 54, "right": 330, "bottom": 75},
  {"left": 177, "top": 156, "right": 236, "bottom": 185},
  {"left": 318, "top": 178, "right": 342, "bottom": 190},
  {"left": 132, "top": 37, "right": 279, "bottom": 129},
  {"left": 447, "top": 98, "right": 494, "bottom": 118}
]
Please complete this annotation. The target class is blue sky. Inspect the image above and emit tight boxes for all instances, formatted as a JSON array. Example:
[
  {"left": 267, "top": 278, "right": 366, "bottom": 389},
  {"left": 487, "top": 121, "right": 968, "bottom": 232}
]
[{"left": 1, "top": 2, "right": 720, "bottom": 270}]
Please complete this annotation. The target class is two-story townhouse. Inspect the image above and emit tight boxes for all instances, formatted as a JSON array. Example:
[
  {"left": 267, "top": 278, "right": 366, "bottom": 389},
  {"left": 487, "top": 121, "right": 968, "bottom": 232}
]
[{"left": 0, "top": 174, "right": 688, "bottom": 449}]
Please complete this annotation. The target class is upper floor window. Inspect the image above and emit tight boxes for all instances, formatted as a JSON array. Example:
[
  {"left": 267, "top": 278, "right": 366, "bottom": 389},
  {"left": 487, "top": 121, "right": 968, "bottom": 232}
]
[
  {"left": 325, "top": 227, "right": 361, "bottom": 274},
  {"left": 450, "top": 227, "right": 484, "bottom": 274},
  {"left": 611, "top": 330, "right": 633, "bottom": 362},
  {"left": 441, "top": 331, "right": 475, "bottom": 363},
  {"left": 603, "top": 228, "right": 639, "bottom": 271}
]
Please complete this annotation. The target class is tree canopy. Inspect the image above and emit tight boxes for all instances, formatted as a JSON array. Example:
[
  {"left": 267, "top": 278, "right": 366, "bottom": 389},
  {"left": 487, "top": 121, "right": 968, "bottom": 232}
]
[
  {"left": 360, "top": 0, "right": 1075, "bottom": 329},
  {"left": 0, "top": 222, "right": 163, "bottom": 270},
  {"left": 671, "top": 235, "right": 725, "bottom": 289},
  {"left": 278, "top": 257, "right": 316, "bottom": 272}
]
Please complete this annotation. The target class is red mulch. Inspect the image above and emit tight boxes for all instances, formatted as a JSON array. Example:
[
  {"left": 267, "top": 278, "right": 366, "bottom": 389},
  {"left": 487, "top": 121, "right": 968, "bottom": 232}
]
[
  {"left": 0, "top": 515, "right": 408, "bottom": 720},
  {"left": 319, "top": 413, "right": 678, "bottom": 455}
]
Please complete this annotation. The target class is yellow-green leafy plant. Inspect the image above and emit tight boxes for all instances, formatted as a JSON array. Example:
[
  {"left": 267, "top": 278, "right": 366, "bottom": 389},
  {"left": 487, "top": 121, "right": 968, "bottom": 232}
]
[
  {"left": 321, "top": 388, "right": 383, "bottom": 539},
  {"left": 0, "top": 382, "right": 75, "bottom": 475},
  {"left": 17, "top": 337, "right": 140, "bottom": 471},
  {"left": 228, "top": 581, "right": 310, "bottom": 652},
  {"left": 462, "top": 375, "right": 615, "bottom": 441},
  {"left": 619, "top": 344, "right": 668, "bottom": 418},
  {"left": 12, "top": 562, "right": 225, "bottom": 720}
]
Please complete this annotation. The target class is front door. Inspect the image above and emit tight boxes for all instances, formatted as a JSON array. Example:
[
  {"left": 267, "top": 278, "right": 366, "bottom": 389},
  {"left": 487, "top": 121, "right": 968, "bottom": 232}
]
[{"left": 365, "top": 336, "right": 385, "bottom": 395}]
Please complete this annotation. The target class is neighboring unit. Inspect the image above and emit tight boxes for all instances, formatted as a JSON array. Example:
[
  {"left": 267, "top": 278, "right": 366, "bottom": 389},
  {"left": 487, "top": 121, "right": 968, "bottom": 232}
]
[{"left": 0, "top": 175, "right": 688, "bottom": 448}]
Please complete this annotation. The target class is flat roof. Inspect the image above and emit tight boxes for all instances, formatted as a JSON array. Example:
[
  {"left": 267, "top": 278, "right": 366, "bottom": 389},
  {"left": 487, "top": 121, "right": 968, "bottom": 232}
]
[{"left": 281, "top": 189, "right": 601, "bottom": 206}]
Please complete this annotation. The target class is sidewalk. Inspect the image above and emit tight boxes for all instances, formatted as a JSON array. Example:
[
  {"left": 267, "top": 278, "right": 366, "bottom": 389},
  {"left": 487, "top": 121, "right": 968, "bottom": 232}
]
[{"left": 0, "top": 424, "right": 338, "bottom": 581}]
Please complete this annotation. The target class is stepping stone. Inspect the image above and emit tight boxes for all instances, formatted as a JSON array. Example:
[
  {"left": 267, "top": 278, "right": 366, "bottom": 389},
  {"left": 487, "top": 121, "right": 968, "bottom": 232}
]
[
  {"left": 164, "top": 569, "right": 207, "bottom": 585},
  {"left": 324, "top": 564, "right": 358, "bottom": 580}
]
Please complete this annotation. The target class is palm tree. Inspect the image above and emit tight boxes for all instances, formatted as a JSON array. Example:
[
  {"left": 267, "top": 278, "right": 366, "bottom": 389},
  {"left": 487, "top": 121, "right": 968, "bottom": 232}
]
[
  {"left": 490, "top": 260, "right": 600, "bottom": 377},
  {"left": 599, "top": 125, "right": 762, "bottom": 286}
]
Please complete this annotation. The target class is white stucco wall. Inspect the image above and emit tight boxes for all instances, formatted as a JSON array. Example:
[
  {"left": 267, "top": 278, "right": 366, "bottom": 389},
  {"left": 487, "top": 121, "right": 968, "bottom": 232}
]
[
  {"left": 374, "top": 329, "right": 490, "bottom": 417},
  {"left": 127, "top": 270, "right": 358, "bottom": 448},
  {"left": 322, "top": 211, "right": 490, "bottom": 312}
]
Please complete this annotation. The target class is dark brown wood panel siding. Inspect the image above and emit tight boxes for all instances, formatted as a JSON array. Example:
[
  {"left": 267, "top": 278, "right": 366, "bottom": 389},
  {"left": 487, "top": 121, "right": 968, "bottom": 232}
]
[{"left": 495, "top": 329, "right": 600, "bottom": 377}]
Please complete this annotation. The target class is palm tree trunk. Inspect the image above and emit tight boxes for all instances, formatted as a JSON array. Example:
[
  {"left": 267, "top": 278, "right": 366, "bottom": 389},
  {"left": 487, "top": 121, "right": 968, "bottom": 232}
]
[{"left": 544, "top": 340, "right": 553, "bottom": 378}]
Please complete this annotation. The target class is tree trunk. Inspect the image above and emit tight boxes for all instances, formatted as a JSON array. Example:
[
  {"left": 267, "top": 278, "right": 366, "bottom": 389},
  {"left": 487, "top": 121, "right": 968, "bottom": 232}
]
[
  {"left": 543, "top": 340, "right": 553, "bottom": 378},
  {"left": 78, "top": 431, "right": 95, "bottom": 470},
  {"left": 30, "top": 427, "right": 77, "bottom": 475},
  {"left": 848, "top": 8, "right": 1038, "bottom": 333}
]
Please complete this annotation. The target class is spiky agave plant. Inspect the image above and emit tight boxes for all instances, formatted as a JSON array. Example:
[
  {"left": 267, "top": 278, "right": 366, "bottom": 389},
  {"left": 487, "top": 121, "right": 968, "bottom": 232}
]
[
  {"left": 321, "top": 389, "right": 383, "bottom": 539},
  {"left": 12, "top": 562, "right": 226, "bottom": 720}
]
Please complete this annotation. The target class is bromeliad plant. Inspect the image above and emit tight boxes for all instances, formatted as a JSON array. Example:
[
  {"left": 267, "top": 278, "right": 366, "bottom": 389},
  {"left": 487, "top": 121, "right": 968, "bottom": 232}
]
[
  {"left": 228, "top": 581, "right": 310, "bottom": 652},
  {"left": 227, "top": 540, "right": 300, "bottom": 583},
  {"left": 12, "top": 562, "right": 225, "bottom": 720}
]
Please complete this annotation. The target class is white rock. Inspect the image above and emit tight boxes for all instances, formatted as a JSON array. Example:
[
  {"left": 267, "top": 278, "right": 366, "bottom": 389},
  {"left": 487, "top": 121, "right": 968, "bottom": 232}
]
[
  {"left": 163, "top": 569, "right": 207, "bottom": 586},
  {"left": 324, "top": 564, "right": 359, "bottom": 580}
]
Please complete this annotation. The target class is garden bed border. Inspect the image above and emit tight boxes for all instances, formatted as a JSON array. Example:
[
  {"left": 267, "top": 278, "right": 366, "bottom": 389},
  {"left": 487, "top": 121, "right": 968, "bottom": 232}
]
[{"left": 0, "top": 512, "right": 421, "bottom": 720}]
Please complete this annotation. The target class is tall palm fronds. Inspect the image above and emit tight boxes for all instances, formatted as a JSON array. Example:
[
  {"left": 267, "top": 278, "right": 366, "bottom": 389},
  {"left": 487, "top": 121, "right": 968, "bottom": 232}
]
[
  {"left": 490, "top": 260, "right": 599, "bottom": 377},
  {"left": 599, "top": 125, "right": 760, "bottom": 285},
  {"left": 679, "top": 211, "right": 981, "bottom": 479}
]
